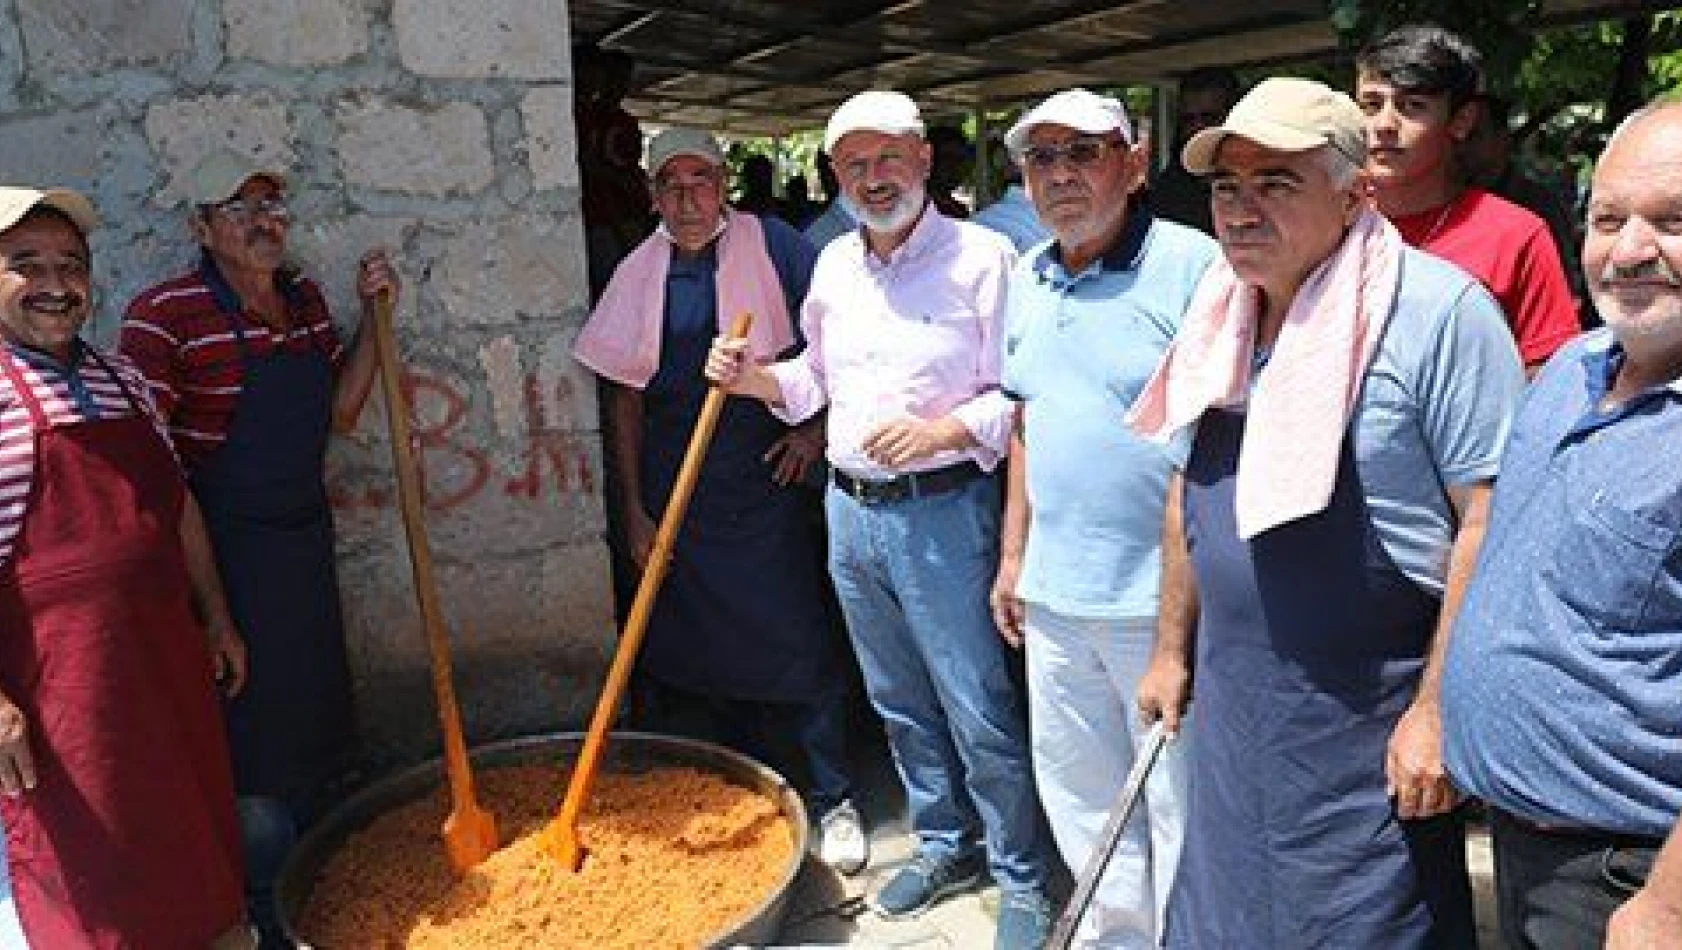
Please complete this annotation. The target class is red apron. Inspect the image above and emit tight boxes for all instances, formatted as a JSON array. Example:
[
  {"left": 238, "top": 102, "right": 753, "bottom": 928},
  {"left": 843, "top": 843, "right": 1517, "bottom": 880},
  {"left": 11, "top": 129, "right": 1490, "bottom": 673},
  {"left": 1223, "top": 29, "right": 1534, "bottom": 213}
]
[{"left": 0, "top": 352, "right": 244, "bottom": 948}]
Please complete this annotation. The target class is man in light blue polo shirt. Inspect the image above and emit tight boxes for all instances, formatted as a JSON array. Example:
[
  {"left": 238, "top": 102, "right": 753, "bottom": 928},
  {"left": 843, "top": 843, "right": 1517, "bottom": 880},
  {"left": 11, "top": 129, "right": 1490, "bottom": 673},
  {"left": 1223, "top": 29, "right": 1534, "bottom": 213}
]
[
  {"left": 1443, "top": 99, "right": 1682, "bottom": 950},
  {"left": 988, "top": 88, "right": 1216, "bottom": 948}
]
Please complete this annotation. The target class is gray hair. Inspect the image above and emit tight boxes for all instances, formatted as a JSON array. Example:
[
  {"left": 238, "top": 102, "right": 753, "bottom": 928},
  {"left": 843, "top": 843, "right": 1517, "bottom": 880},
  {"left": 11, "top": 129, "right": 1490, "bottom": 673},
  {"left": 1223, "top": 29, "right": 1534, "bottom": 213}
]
[{"left": 1319, "top": 145, "right": 1361, "bottom": 191}]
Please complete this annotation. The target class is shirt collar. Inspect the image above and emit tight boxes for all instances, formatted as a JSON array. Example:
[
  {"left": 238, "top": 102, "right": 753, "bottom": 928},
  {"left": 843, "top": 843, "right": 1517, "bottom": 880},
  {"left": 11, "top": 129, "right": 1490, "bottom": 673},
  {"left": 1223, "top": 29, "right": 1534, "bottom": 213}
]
[
  {"left": 8, "top": 338, "right": 85, "bottom": 374},
  {"left": 860, "top": 200, "right": 945, "bottom": 269},
  {"left": 198, "top": 251, "right": 307, "bottom": 315},
  {"left": 1579, "top": 330, "right": 1682, "bottom": 400},
  {"left": 1033, "top": 208, "right": 1154, "bottom": 282}
]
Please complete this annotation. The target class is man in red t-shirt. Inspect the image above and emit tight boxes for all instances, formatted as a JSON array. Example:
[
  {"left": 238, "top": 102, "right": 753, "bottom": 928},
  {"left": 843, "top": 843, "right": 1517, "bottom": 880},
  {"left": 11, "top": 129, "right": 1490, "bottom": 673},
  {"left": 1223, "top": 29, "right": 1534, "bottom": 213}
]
[{"left": 1357, "top": 25, "right": 1579, "bottom": 375}]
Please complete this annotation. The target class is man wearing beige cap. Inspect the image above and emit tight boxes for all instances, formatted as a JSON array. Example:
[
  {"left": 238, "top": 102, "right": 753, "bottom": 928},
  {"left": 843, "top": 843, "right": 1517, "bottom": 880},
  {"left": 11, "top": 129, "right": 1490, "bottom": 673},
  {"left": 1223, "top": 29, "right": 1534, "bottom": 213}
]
[
  {"left": 573, "top": 126, "right": 864, "bottom": 876},
  {"left": 991, "top": 87, "right": 1217, "bottom": 948},
  {"left": 120, "top": 148, "right": 397, "bottom": 946},
  {"left": 707, "top": 90, "right": 1053, "bottom": 949},
  {"left": 1128, "top": 77, "right": 1523, "bottom": 945},
  {"left": 0, "top": 185, "right": 250, "bottom": 946}
]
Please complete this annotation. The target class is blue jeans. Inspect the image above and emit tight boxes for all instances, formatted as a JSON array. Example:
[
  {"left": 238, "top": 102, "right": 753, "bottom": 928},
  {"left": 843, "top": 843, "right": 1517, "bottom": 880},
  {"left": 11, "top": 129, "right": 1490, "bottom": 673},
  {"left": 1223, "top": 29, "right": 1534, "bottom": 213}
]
[{"left": 825, "top": 476, "right": 1048, "bottom": 892}]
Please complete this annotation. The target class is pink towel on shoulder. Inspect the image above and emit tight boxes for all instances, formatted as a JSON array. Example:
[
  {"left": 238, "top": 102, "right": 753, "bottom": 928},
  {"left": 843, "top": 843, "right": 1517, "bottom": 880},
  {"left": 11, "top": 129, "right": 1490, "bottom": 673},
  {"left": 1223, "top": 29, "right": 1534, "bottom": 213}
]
[
  {"left": 573, "top": 208, "right": 795, "bottom": 388},
  {"left": 1126, "top": 207, "right": 1403, "bottom": 539}
]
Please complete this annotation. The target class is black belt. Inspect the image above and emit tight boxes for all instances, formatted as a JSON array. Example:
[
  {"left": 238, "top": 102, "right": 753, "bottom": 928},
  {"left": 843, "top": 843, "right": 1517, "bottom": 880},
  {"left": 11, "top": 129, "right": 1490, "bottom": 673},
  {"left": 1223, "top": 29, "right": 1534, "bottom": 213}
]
[
  {"left": 832, "top": 461, "right": 985, "bottom": 504},
  {"left": 1491, "top": 808, "right": 1661, "bottom": 895},
  {"left": 1492, "top": 807, "right": 1664, "bottom": 851}
]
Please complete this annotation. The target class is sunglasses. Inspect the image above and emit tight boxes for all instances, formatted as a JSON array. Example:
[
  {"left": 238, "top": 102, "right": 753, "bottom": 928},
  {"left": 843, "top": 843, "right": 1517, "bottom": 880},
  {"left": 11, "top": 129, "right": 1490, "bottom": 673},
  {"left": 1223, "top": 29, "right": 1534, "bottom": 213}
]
[{"left": 1015, "top": 137, "right": 1124, "bottom": 170}]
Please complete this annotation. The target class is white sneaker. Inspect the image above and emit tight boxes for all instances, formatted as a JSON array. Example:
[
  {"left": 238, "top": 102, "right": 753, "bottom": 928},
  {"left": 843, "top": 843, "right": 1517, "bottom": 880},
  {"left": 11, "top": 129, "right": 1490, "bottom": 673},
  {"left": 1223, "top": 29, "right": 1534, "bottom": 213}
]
[{"left": 817, "top": 799, "right": 869, "bottom": 875}]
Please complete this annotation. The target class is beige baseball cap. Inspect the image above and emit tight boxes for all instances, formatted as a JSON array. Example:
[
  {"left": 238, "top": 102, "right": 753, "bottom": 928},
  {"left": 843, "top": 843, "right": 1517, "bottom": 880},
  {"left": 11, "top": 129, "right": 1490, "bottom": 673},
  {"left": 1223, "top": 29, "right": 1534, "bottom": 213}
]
[
  {"left": 1181, "top": 77, "right": 1366, "bottom": 175},
  {"left": 186, "top": 148, "right": 287, "bottom": 206},
  {"left": 0, "top": 186, "right": 99, "bottom": 236},
  {"left": 824, "top": 90, "right": 925, "bottom": 154},
  {"left": 645, "top": 127, "right": 724, "bottom": 177}
]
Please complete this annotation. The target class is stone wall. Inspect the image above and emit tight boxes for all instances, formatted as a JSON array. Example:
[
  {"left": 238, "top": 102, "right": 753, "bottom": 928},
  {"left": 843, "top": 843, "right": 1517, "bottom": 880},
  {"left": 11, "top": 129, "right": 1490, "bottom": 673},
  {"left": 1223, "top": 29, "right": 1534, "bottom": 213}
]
[{"left": 0, "top": 0, "right": 614, "bottom": 770}]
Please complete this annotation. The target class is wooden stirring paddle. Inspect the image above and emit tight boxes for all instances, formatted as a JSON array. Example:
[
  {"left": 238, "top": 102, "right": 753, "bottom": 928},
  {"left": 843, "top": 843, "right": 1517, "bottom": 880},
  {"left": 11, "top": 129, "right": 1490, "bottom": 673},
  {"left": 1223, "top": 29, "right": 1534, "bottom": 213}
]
[
  {"left": 370, "top": 291, "right": 498, "bottom": 873},
  {"left": 543, "top": 312, "right": 755, "bottom": 871}
]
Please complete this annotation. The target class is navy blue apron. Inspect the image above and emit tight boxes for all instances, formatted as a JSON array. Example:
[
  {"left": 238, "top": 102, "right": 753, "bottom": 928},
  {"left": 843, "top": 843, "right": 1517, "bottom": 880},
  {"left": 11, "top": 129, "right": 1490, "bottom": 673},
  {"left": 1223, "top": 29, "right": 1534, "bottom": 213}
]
[
  {"left": 189, "top": 306, "right": 355, "bottom": 816},
  {"left": 1167, "top": 408, "right": 1476, "bottom": 948},
  {"left": 634, "top": 251, "right": 840, "bottom": 703}
]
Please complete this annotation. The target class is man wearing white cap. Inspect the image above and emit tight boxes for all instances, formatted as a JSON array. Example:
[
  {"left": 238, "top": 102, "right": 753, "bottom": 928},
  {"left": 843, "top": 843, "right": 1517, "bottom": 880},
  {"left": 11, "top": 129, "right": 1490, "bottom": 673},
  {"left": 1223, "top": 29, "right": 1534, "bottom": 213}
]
[
  {"left": 573, "top": 127, "right": 863, "bottom": 875},
  {"left": 1127, "top": 78, "right": 1524, "bottom": 945},
  {"left": 707, "top": 90, "right": 1053, "bottom": 949},
  {"left": 990, "top": 88, "right": 1216, "bottom": 948},
  {"left": 120, "top": 148, "right": 398, "bottom": 946},
  {"left": 0, "top": 186, "right": 250, "bottom": 946}
]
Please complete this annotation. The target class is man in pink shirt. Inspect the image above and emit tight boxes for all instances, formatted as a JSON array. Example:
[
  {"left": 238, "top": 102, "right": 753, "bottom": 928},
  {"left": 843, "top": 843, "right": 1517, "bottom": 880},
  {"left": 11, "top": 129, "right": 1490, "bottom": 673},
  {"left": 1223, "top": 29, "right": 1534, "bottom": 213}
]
[{"left": 707, "top": 90, "right": 1053, "bottom": 950}]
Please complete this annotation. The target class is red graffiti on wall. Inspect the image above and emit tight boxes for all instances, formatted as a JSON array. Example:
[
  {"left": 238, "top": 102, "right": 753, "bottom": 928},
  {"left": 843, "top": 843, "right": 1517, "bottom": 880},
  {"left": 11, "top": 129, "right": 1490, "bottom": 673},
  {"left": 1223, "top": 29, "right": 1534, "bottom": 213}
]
[
  {"left": 504, "top": 373, "right": 596, "bottom": 499},
  {"left": 328, "top": 368, "right": 594, "bottom": 512}
]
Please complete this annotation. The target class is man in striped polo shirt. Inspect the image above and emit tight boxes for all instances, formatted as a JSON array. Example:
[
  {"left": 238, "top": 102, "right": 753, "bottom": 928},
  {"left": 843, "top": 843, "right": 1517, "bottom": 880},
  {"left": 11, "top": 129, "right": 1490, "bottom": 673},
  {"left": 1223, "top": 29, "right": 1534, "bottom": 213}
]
[
  {"left": 120, "top": 150, "right": 399, "bottom": 948},
  {"left": 0, "top": 184, "right": 249, "bottom": 946}
]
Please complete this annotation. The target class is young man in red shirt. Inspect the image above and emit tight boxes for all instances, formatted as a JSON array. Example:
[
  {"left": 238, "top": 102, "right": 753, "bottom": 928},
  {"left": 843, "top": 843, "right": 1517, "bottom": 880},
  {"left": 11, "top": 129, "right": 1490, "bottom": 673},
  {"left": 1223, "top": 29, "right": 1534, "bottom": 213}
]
[{"left": 1357, "top": 25, "right": 1580, "bottom": 375}]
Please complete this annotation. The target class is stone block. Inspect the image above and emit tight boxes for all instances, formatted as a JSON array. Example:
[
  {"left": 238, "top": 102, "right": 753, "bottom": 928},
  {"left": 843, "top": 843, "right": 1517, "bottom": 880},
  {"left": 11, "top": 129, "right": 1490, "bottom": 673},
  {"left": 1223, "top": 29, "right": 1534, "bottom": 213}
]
[
  {"left": 521, "top": 85, "right": 581, "bottom": 191},
  {"left": 226, "top": 0, "right": 369, "bottom": 66},
  {"left": 17, "top": 0, "right": 192, "bottom": 74},
  {"left": 143, "top": 93, "right": 296, "bottom": 208},
  {"left": 432, "top": 213, "right": 586, "bottom": 326},
  {"left": 393, "top": 0, "right": 571, "bottom": 80},
  {"left": 285, "top": 215, "right": 417, "bottom": 335},
  {"left": 341, "top": 538, "right": 613, "bottom": 764},
  {"left": 336, "top": 98, "right": 494, "bottom": 198},
  {"left": 0, "top": 111, "right": 105, "bottom": 192}
]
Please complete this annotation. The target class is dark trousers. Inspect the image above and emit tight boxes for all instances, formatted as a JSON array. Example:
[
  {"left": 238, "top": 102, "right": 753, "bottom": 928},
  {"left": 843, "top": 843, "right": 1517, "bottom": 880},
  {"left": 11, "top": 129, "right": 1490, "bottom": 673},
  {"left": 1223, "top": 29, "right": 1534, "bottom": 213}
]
[
  {"left": 630, "top": 674, "right": 853, "bottom": 815},
  {"left": 1491, "top": 808, "right": 1659, "bottom": 949}
]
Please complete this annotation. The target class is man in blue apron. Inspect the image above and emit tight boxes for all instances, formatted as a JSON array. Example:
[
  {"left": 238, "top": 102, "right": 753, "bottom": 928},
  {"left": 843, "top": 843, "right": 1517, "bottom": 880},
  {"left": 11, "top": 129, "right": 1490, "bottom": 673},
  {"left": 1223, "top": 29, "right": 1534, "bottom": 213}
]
[
  {"left": 573, "top": 128, "right": 863, "bottom": 876},
  {"left": 1126, "top": 78, "right": 1526, "bottom": 947},
  {"left": 121, "top": 149, "right": 399, "bottom": 946}
]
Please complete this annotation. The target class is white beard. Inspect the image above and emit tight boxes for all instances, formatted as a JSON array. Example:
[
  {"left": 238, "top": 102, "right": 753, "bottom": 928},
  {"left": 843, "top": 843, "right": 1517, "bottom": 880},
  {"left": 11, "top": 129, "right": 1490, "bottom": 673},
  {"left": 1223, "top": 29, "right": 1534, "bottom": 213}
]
[{"left": 843, "top": 185, "right": 926, "bottom": 235}]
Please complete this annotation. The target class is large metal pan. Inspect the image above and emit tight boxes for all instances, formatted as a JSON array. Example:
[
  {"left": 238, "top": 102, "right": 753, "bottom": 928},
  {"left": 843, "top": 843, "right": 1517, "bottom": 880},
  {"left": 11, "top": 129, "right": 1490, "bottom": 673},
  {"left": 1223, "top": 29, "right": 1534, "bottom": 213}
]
[{"left": 276, "top": 731, "right": 810, "bottom": 948}]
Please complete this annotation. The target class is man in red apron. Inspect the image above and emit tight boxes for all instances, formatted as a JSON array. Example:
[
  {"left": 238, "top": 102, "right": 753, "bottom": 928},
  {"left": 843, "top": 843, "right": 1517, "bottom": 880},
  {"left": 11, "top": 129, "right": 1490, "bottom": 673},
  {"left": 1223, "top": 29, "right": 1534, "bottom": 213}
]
[
  {"left": 121, "top": 151, "right": 399, "bottom": 946},
  {"left": 0, "top": 185, "right": 249, "bottom": 947}
]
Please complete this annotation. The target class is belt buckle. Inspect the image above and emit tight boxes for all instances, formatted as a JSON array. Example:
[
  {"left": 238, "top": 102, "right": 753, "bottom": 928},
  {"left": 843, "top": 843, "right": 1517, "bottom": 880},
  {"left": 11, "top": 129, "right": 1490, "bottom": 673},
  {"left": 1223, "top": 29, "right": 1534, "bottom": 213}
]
[{"left": 849, "top": 472, "right": 905, "bottom": 504}]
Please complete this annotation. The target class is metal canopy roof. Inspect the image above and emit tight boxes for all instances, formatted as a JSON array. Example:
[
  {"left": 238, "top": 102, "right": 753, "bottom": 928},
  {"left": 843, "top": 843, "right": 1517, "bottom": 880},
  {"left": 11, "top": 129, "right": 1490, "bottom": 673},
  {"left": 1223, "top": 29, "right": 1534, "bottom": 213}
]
[{"left": 571, "top": 0, "right": 1676, "bottom": 136}]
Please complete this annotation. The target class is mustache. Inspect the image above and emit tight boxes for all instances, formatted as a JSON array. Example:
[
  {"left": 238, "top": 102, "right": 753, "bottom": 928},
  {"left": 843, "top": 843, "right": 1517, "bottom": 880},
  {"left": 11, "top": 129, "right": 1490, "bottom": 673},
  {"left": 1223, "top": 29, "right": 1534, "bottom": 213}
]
[
  {"left": 1042, "top": 184, "right": 1090, "bottom": 202},
  {"left": 21, "top": 290, "right": 85, "bottom": 310},
  {"left": 1221, "top": 222, "right": 1277, "bottom": 243},
  {"left": 861, "top": 182, "right": 901, "bottom": 201},
  {"left": 1600, "top": 255, "right": 1681, "bottom": 286}
]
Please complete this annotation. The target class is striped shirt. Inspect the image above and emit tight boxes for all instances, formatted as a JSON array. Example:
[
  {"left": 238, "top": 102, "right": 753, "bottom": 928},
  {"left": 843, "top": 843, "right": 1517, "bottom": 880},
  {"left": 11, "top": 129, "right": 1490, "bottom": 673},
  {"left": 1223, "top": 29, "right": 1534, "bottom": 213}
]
[
  {"left": 120, "top": 257, "right": 344, "bottom": 469},
  {"left": 0, "top": 342, "right": 174, "bottom": 569}
]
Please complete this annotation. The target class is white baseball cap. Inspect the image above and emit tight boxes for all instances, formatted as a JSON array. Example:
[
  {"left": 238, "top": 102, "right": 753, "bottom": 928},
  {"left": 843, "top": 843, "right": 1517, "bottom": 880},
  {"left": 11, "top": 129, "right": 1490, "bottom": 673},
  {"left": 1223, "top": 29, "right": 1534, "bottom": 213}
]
[
  {"left": 646, "top": 127, "right": 725, "bottom": 177},
  {"left": 1005, "top": 88, "right": 1134, "bottom": 155},
  {"left": 0, "top": 186, "right": 98, "bottom": 236},
  {"left": 824, "top": 91, "right": 925, "bottom": 154}
]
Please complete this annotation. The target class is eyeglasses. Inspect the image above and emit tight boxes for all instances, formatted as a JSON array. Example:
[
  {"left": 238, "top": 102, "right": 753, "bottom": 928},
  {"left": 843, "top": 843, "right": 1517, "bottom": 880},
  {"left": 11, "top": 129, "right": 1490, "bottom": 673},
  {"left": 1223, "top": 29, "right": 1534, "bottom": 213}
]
[
  {"left": 212, "top": 198, "right": 290, "bottom": 222},
  {"left": 1015, "top": 137, "right": 1123, "bottom": 171}
]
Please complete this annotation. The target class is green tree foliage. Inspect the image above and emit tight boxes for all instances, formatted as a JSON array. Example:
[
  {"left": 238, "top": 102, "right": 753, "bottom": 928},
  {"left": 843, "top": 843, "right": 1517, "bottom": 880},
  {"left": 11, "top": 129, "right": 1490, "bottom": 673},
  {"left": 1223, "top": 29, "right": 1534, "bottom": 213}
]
[{"left": 1329, "top": 0, "right": 1542, "bottom": 89}]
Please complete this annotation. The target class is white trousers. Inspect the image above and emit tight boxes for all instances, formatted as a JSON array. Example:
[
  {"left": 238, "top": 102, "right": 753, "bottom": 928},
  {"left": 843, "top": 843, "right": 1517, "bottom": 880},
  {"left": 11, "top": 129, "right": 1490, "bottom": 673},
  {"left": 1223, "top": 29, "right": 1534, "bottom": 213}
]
[{"left": 1025, "top": 604, "right": 1187, "bottom": 950}]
